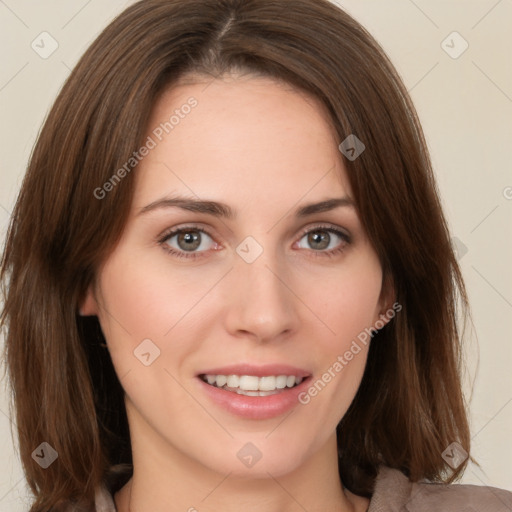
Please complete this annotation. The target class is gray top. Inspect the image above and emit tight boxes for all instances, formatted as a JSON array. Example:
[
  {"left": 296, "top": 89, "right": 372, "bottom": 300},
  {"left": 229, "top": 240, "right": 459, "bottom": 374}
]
[{"left": 93, "top": 465, "right": 512, "bottom": 512}]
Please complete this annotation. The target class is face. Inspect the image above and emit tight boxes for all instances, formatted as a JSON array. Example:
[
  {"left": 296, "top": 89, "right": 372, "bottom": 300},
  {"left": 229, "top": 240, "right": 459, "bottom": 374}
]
[{"left": 82, "top": 74, "right": 392, "bottom": 479}]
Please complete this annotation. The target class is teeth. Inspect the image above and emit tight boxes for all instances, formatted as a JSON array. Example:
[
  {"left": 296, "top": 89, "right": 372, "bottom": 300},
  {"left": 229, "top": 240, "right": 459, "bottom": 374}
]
[
  {"left": 275, "top": 375, "right": 287, "bottom": 389},
  {"left": 236, "top": 388, "right": 281, "bottom": 397},
  {"left": 259, "top": 376, "right": 276, "bottom": 391},
  {"left": 239, "top": 375, "right": 259, "bottom": 391},
  {"left": 226, "top": 375, "right": 239, "bottom": 388},
  {"left": 216, "top": 375, "right": 227, "bottom": 387},
  {"left": 202, "top": 374, "right": 305, "bottom": 392}
]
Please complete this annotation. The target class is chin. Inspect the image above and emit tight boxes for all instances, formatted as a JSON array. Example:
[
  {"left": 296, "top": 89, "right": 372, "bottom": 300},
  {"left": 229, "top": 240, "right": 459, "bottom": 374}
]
[{"left": 193, "top": 434, "right": 311, "bottom": 479}]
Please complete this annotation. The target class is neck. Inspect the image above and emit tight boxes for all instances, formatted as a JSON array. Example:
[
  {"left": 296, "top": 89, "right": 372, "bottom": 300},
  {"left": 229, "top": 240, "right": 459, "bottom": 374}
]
[{"left": 115, "top": 437, "right": 366, "bottom": 512}]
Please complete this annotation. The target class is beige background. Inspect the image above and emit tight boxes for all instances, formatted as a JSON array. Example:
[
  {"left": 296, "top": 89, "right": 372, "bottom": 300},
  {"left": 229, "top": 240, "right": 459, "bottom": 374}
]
[{"left": 1, "top": 0, "right": 511, "bottom": 509}]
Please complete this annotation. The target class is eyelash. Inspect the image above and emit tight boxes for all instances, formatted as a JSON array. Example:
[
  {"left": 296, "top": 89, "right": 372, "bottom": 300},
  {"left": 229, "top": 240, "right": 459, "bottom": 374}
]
[{"left": 157, "top": 224, "right": 351, "bottom": 260}]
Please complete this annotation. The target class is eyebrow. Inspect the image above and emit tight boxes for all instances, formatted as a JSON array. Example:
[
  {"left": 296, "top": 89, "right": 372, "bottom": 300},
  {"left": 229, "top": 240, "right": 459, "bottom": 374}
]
[{"left": 138, "top": 195, "right": 354, "bottom": 219}]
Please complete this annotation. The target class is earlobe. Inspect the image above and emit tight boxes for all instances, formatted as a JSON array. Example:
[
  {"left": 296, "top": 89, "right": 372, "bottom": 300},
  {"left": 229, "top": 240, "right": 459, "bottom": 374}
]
[
  {"left": 377, "top": 274, "right": 397, "bottom": 327},
  {"left": 78, "top": 286, "right": 98, "bottom": 316}
]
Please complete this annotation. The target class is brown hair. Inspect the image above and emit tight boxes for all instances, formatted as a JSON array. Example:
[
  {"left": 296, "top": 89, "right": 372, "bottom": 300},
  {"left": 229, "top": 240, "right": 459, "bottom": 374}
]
[{"left": 1, "top": 0, "right": 471, "bottom": 509}]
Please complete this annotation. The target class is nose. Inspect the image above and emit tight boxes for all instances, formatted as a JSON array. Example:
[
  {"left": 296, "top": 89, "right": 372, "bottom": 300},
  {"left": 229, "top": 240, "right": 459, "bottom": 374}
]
[{"left": 223, "top": 250, "right": 300, "bottom": 343}]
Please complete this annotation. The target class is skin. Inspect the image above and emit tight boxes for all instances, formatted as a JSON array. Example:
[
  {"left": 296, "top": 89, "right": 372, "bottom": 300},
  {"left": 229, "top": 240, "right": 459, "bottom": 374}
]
[{"left": 81, "top": 74, "right": 393, "bottom": 512}]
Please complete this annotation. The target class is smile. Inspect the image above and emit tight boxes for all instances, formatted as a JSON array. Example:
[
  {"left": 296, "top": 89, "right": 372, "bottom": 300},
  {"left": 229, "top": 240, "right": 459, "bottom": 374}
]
[
  {"left": 199, "top": 374, "right": 304, "bottom": 396},
  {"left": 196, "top": 365, "right": 312, "bottom": 419}
]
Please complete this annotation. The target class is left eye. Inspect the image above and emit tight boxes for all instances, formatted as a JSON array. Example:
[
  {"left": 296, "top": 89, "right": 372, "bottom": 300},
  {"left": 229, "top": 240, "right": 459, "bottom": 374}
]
[{"left": 296, "top": 227, "right": 349, "bottom": 252}]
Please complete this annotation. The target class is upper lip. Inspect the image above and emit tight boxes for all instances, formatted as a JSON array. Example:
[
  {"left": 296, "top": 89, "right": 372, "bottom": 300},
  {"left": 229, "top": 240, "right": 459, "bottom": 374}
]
[{"left": 197, "top": 363, "right": 311, "bottom": 378}]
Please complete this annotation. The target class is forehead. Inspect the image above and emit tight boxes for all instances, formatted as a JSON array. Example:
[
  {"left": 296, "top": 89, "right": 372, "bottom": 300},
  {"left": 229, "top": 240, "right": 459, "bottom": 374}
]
[{"left": 132, "top": 75, "right": 351, "bottom": 211}]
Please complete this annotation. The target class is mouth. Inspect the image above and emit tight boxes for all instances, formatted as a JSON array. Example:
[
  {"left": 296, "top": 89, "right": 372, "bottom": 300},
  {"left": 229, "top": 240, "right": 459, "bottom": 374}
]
[
  {"left": 199, "top": 373, "right": 305, "bottom": 396},
  {"left": 196, "top": 365, "right": 312, "bottom": 419}
]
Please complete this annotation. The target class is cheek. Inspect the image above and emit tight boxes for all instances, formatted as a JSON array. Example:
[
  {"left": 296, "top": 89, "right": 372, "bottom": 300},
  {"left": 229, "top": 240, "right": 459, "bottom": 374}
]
[
  {"left": 297, "top": 286, "right": 379, "bottom": 438},
  {"left": 297, "top": 250, "right": 382, "bottom": 409},
  {"left": 96, "top": 242, "right": 219, "bottom": 342},
  {"left": 312, "top": 253, "right": 383, "bottom": 348},
  {"left": 94, "top": 242, "right": 227, "bottom": 397}
]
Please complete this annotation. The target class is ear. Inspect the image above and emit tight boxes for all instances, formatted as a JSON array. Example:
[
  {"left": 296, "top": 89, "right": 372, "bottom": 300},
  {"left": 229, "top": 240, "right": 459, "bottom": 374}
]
[
  {"left": 376, "top": 272, "right": 398, "bottom": 327},
  {"left": 78, "top": 284, "right": 99, "bottom": 316}
]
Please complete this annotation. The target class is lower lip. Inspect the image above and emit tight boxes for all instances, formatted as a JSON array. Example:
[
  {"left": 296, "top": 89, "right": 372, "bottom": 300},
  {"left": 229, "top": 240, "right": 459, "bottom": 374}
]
[{"left": 197, "top": 377, "right": 311, "bottom": 420}]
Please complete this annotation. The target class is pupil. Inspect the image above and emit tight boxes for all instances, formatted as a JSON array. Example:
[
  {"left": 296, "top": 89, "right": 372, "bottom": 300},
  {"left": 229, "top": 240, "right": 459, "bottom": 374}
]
[
  {"left": 178, "top": 231, "right": 200, "bottom": 251},
  {"left": 309, "top": 230, "right": 329, "bottom": 250}
]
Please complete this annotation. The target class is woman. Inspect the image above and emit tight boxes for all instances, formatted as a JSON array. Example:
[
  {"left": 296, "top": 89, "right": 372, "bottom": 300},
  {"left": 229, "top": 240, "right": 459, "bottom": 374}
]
[{"left": 1, "top": 0, "right": 511, "bottom": 511}]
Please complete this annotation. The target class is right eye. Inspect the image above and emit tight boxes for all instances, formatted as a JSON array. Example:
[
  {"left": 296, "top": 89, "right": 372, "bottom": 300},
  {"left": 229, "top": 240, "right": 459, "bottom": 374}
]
[{"left": 159, "top": 226, "right": 219, "bottom": 259}]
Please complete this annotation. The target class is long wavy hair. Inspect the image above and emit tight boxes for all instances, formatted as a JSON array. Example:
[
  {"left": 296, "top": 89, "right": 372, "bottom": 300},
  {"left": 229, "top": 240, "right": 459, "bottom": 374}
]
[{"left": 1, "top": 0, "right": 471, "bottom": 510}]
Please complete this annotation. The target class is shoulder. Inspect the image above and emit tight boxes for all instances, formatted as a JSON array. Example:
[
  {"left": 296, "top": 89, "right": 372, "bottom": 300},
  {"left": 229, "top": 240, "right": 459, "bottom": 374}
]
[
  {"left": 93, "top": 464, "right": 132, "bottom": 512},
  {"left": 93, "top": 463, "right": 512, "bottom": 512},
  {"left": 369, "top": 465, "right": 512, "bottom": 512},
  {"left": 95, "top": 483, "right": 117, "bottom": 512}
]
